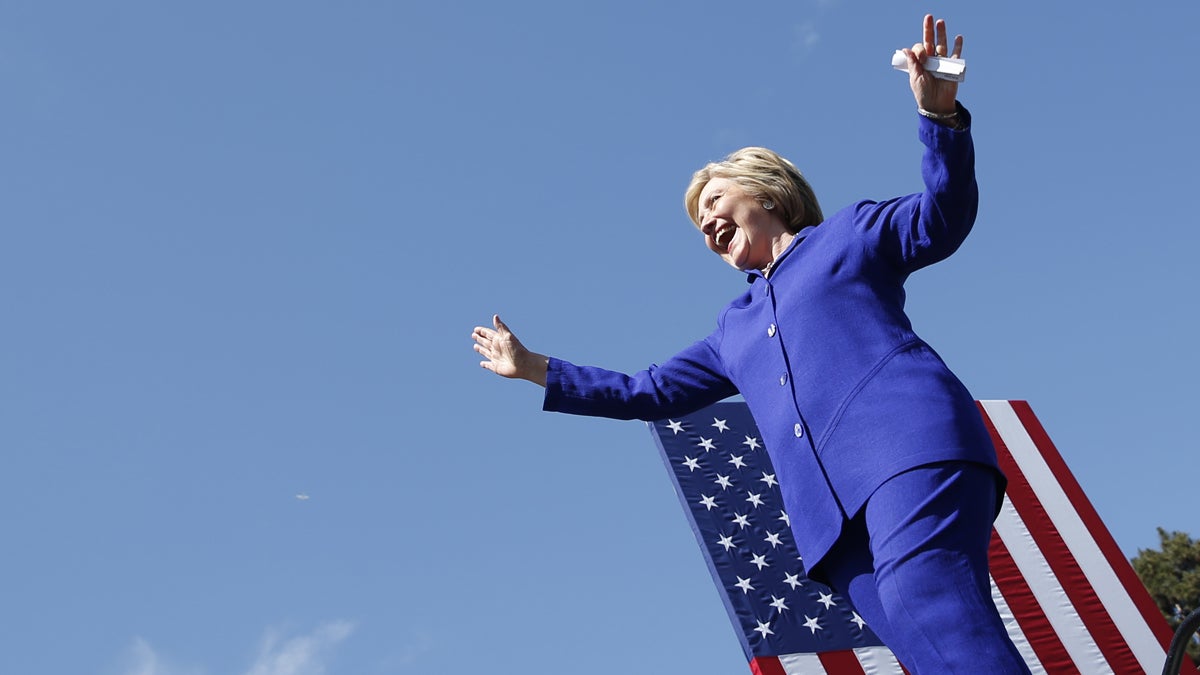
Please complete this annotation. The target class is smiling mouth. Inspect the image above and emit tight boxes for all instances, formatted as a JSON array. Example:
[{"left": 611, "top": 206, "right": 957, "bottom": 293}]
[{"left": 714, "top": 226, "right": 735, "bottom": 249}]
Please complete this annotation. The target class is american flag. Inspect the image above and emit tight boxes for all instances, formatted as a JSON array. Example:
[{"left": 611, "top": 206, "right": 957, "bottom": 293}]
[{"left": 648, "top": 400, "right": 1181, "bottom": 675}]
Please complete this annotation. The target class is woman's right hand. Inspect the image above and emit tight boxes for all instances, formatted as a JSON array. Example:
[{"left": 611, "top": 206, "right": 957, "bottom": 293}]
[{"left": 472, "top": 314, "right": 548, "bottom": 386}]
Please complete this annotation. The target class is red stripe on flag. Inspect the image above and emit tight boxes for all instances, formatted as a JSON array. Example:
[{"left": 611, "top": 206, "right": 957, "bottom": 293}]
[
  {"left": 988, "top": 526, "right": 1078, "bottom": 673},
  {"left": 981, "top": 404, "right": 1143, "bottom": 673},
  {"left": 1010, "top": 401, "right": 1175, "bottom": 652},
  {"left": 749, "top": 656, "right": 787, "bottom": 675},
  {"left": 817, "top": 649, "right": 866, "bottom": 674}
]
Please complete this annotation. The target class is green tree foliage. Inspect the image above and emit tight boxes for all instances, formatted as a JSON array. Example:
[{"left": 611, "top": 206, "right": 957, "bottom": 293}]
[{"left": 1132, "top": 528, "right": 1200, "bottom": 666}]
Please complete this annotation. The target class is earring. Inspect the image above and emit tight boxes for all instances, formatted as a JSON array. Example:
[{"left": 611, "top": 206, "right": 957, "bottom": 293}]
[{"left": 762, "top": 200, "right": 775, "bottom": 210}]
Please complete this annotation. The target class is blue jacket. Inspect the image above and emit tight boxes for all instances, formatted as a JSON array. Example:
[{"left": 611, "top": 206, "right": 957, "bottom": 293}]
[{"left": 543, "top": 107, "right": 1000, "bottom": 573}]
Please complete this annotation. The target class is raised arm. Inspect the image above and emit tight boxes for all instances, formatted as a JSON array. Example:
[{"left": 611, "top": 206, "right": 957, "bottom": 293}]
[{"left": 855, "top": 13, "right": 976, "bottom": 272}]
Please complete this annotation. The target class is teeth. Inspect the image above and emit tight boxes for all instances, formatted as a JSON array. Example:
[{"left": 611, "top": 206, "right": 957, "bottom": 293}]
[{"left": 715, "top": 227, "right": 734, "bottom": 248}]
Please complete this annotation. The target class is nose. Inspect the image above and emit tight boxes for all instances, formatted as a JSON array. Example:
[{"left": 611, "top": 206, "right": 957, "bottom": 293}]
[{"left": 700, "top": 214, "right": 717, "bottom": 236}]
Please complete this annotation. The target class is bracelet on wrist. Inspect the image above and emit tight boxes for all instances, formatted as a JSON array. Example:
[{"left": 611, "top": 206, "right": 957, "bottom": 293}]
[{"left": 917, "top": 107, "right": 958, "bottom": 120}]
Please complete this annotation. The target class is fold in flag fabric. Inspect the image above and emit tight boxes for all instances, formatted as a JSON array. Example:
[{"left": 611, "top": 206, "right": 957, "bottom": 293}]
[{"left": 647, "top": 400, "right": 1179, "bottom": 674}]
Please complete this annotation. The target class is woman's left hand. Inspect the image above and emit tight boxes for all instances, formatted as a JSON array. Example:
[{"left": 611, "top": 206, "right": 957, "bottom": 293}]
[{"left": 902, "top": 14, "right": 963, "bottom": 116}]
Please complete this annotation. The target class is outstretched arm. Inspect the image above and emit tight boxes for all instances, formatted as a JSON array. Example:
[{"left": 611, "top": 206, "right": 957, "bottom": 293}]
[
  {"left": 472, "top": 314, "right": 549, "bottom": 387},
  {"left": 471, "top": 315, "right": 737, "bottom": 420}
]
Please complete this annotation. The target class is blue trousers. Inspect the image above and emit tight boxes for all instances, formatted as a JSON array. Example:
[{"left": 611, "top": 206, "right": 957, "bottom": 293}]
[{"left": 817, "top": 461, "right": 1030, "bottom": 674}]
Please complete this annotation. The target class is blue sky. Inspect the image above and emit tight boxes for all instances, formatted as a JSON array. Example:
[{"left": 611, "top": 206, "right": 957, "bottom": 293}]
[{"left": 2, "top": 1, "right": 1197, "bottom": 673}]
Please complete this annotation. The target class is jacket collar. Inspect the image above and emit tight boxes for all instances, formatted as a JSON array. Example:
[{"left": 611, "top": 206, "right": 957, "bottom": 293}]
[{"left": 744, "top": 225, "right": 818, "bottom": 283}]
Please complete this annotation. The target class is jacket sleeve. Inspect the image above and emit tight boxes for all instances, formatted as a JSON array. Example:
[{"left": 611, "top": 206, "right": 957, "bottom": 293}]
[
  {"left": 854, "top": 103, "right": 979, "bottom": 274},
  {"left": 543, "top": 332, "right": 737, "bottom": 421}
]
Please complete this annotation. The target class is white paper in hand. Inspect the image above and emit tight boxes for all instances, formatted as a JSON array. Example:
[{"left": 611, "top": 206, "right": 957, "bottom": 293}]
[{"left": 891, "top": 50, "right": 966, "bottom": 82}]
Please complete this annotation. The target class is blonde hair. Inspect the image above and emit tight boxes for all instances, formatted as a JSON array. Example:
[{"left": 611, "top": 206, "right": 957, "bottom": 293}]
[{"left": 684, "top": 147, "right": 823, "bottom": 234}]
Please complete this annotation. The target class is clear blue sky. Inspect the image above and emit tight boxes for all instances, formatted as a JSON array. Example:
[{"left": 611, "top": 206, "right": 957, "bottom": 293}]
[{"left": 2, "top": 2, "right": 1197, "bottom": 673}]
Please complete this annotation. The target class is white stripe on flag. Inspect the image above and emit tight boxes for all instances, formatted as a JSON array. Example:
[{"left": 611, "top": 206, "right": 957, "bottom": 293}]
[
  {"left": 994, "top": 494, "right": 1113, "bottom": 674},
  {"left": 852, "top": 645, "right": 904, "bottom": 674},
  {"left": 778, "top": 652, "right": 826, "bottom": 674},
  {"left": 982, "top": 401, "right": 1167, "bottom": 673},
  {"left": 990, "top": 574, "right": 1046, "bottom": 674}
]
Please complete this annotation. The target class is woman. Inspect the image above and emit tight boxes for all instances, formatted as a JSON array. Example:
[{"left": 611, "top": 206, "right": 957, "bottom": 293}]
[{"left": 472, "top": 15, "right": 1029, "bottom": 674}]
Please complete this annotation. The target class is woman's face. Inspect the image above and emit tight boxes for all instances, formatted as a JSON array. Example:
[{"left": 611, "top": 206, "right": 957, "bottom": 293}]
[{"left": 696, "top": 177, "right": 789, "bottom": 271}]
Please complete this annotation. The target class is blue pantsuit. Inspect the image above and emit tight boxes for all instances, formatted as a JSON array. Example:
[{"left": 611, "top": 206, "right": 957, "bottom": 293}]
[
  {"left": 821, "top": 461, "right": 1029, "bottom": 673},
  {"left": 542, "top": 105, "right": 1026, "bottom": 671}
]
